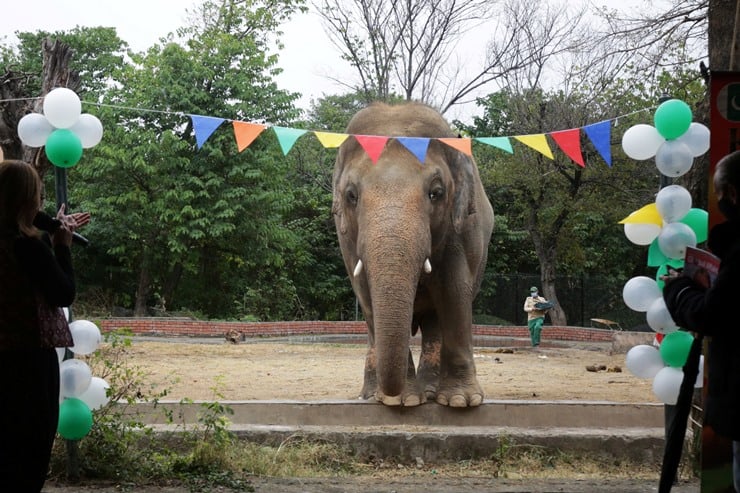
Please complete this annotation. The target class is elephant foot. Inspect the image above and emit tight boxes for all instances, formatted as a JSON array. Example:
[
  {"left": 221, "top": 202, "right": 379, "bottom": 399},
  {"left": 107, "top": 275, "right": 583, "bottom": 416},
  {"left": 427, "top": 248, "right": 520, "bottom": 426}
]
[
  {"left": 436, "top": 380, "right": 484, "bottom": 407},
  {"left": 375, "top": 386, "right": 426, "bottom": 407}
]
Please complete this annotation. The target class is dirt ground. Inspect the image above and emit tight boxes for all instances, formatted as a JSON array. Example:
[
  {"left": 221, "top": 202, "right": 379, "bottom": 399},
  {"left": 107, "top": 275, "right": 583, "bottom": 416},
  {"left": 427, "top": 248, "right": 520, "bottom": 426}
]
[
  {"left": 117, "top": 337, "right": 656, "bottom": 403},
  {"left": 45, "top": 336, "right": 699, "bottom": 493}
]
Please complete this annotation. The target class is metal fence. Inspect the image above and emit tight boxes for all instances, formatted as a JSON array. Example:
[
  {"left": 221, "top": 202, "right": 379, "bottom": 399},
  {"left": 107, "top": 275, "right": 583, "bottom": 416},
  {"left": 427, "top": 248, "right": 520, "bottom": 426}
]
[{"left": 475, "top": 273, "right": 649, "bottom": 331}]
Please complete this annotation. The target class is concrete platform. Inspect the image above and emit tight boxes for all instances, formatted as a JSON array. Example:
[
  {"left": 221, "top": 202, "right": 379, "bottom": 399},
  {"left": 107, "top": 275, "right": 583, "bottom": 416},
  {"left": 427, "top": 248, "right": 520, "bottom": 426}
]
[{"left": 125, "top": 399, "right": 668, "bottom": 462}]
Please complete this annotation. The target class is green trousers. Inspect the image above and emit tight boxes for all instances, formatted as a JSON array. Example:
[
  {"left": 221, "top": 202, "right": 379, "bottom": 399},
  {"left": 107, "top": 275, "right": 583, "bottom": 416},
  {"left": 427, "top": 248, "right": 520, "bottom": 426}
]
[{"left": 528, "top": 317, "right": 544, "bottom": 346}]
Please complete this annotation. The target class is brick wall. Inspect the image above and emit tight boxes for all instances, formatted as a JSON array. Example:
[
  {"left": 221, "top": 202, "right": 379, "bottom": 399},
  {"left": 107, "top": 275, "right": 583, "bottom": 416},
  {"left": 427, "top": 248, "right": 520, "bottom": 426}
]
[{"left": 96, "top": 318, "right": 615, "bottom": 343}]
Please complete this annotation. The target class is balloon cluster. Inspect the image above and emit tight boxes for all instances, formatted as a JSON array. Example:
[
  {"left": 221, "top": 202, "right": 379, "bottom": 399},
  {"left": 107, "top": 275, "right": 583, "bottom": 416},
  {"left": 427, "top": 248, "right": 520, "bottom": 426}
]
[
  {"left": 619, "top": 98, "right": 710, "bottom": 404},
  {"left": 56, "top": 318, "right": 109, "bottom": 440},
  {"left": 622, "top": 99, "right": 710, "bottom": 176},
  {"left": 18, "top": 88, "right": 103, "bottom": 168}
]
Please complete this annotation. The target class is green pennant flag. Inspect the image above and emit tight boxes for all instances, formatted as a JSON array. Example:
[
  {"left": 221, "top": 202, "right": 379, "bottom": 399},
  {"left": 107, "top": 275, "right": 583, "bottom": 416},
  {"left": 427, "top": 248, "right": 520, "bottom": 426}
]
[{"left": 273, "top": 126, "right": 308, "bottom": 155}]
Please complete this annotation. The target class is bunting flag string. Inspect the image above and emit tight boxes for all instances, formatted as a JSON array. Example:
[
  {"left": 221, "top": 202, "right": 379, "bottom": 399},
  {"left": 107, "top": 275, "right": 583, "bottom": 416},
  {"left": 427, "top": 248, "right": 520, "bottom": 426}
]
[{"left": 0, "top": 97, "right": 650, "bottom": 169}]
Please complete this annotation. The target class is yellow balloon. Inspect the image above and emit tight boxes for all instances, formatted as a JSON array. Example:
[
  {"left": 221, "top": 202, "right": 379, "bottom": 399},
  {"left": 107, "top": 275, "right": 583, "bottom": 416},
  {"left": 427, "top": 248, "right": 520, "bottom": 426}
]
[{"left": 619, "top": 203, "right": 663, "bottom": 226}]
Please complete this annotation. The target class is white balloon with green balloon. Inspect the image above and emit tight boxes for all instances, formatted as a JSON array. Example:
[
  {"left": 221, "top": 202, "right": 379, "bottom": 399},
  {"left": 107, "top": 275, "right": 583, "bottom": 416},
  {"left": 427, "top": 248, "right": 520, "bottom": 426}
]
[
  {"left": 622, "top": 276, "right": 662, "bottom": 312},
  {"left": 658, "top": 222, "right": 697, "bottom": 260},
  {"left": 655, "top": 185, "right": 692, "bottom": 223}
]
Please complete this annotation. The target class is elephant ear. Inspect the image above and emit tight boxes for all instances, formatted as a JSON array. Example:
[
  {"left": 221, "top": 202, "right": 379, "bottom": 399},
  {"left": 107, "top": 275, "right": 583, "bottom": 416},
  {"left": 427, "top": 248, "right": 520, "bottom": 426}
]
[{"left": 448, "top": 150, "right": 477, "bottom": 234}]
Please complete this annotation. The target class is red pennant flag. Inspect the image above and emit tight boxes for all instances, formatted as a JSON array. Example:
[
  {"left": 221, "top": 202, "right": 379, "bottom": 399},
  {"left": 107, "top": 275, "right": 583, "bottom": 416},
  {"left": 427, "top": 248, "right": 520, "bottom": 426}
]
[
  {"left": 549, "top": 129, "right": 585, "bottom": 167},
  {"left": 355, "top": 135, "right": 389, "bottom": 164},
  {"left": 232, "top": 121, "right": 266, "bottom": 152}
]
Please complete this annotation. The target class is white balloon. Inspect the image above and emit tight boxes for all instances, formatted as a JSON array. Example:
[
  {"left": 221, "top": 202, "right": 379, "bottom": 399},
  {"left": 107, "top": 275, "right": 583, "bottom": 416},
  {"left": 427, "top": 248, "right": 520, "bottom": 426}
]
[
  {"left": 56, "top": 347, "right": 66, "bottom": 364},
  {"left": 43, "top": 87, "right": 81, "bottom": 129},
  {"left": 79, "top": 377, "right": 111, "bottom": 410},
  {"left": 624, "top": 223, "right": 661, "bottom": 246},
  {"left": 676, "top": 122, "right": 710, "bottom": 157},
  {"left": 622, "top": 124, "right": 665, "bottom": 160},
  {"left": 623, "top": 276, "right": 662, "bottom": 312},
  {"left": 59, "top": 359, "right": 92, "bottom": 398},
  {"left": 625, "top": 344, "right": 665, "bottom": 379},
  {"left": 646, "top": 297, "right": 680, "bottom": 334},
  {"left": 70, "top": 114, "right": 103, "bottom": 148},
  {"left": 652, "top": 366, "right": 684, "bottom": 405},
  {"left": 69, "top": 320, "right": 102, "bottom": 355},
  {"left": 63, "top": 307, "right": 70, "bottom": 321},
  {"left": 655, "top": 185, "right": 692, "bottom": 223},
  {"left": 658, "top": 222, "right": 697, "bottom": 260},
  {"left": 655, "top": 140, "right": 694, "bottom": 178},
  {"left": 17, "top": 113, "right": 54, "bottom": 147}
]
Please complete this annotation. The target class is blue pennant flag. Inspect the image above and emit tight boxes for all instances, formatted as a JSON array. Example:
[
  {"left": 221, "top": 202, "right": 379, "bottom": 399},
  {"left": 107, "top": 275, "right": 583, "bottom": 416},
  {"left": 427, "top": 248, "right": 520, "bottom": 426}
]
[
  {"left": 583, "top": 120, "right": 612, "bottom": 167},
  {"left": 396, "top": 137, "right": 431, "bottom": 163},
  {"left": 190, "top": 115, "right": 225, "bottom": 149}
]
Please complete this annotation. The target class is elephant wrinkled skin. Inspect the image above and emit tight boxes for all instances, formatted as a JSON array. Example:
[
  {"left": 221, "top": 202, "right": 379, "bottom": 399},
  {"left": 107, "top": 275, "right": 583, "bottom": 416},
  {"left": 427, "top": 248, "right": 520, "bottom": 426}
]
[{"left": 332, "top": 102, "right": 494, "bottom": 407}]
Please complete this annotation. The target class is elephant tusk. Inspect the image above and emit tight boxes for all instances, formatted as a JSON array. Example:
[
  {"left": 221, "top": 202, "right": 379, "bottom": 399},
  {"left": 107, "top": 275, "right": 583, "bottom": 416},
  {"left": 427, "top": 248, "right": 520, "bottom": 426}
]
[
  {"left": 424, "top": 258, "right": 432, "bottom": 274},
  {"left": 353, "top": 259, "right": 364, "bottom": 277}
]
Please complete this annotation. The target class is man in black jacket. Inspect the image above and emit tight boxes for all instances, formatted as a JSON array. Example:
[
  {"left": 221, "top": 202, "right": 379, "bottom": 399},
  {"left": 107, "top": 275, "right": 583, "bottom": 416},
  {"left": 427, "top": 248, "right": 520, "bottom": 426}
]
[{"left": 663, "top": 150, "right": 740, "bottom": 492}]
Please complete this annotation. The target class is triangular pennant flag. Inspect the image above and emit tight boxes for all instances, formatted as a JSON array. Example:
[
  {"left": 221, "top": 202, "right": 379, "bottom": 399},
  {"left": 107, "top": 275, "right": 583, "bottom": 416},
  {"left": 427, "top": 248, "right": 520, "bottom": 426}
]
[
  {"left": 232, "top": 121, "right": 266, "bottom": 152},
  {"left": 549, "top": 129, "right": 585, "bottom": 167},
  {"left": 513, "top": 134, "right": 554, "bottom": 159},
  {"left": 475, "top": 137, "right": 513, "bottom": 154},
  {"left": 354, "top": 135, "right": 389, "bottom": 164},
  {"left": 583, "top": 120, "right": 612, "bottom": 167},
  {"left": 190, "top": 115, "right": 225, "bottom": 149},
  {"left": 438, "top": 137, "right": 472, "bottom": 156},
  {"left": 396, "top": 137, "right": 431, "bottom": 163},
  {"left": 273, "top": 126, "right": 308, "bottom": 155},
  {"left": 314, "top": 131, "right": 350, "bottom": 148},
  {"left": 618, "top": 203, "right": 662, "bottom": 226}
]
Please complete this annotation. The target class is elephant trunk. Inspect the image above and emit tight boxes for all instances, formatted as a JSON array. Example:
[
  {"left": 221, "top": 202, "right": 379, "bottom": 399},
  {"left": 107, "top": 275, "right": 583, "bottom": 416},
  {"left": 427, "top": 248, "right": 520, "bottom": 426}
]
[{"left": 362, "top": 210, "right": 429, "bottom": 398}]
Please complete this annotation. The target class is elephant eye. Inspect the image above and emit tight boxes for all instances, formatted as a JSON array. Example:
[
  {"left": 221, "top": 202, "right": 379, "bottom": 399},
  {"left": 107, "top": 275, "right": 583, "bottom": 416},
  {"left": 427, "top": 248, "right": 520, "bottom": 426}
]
[
  {"left": 429, "top": 185, "right": 445, "bottom": 202},
  {"left": 345, "top": 186, "right": 358, "bottom": 207}
]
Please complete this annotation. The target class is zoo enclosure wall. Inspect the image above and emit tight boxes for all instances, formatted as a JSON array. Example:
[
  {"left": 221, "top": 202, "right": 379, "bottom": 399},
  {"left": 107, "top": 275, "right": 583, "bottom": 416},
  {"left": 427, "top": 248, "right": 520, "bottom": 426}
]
[{"left": 97, "top": 318, "right": 615, "bottom": 343}]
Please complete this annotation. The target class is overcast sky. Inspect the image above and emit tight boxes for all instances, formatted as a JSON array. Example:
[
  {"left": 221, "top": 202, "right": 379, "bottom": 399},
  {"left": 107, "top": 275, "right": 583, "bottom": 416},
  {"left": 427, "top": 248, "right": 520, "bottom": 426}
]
[
  {"left": 0, "top": 0, "right": 354, "bottom": 116},
  {"left": 1, "top": 0, "right": 655, "bottom": 123}
]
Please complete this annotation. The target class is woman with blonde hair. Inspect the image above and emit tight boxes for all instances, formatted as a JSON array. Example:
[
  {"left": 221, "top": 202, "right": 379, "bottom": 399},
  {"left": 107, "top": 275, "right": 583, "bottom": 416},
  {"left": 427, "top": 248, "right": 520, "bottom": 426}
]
[{"left": 0, "top": 159, "right": 88, "bottom": 492}]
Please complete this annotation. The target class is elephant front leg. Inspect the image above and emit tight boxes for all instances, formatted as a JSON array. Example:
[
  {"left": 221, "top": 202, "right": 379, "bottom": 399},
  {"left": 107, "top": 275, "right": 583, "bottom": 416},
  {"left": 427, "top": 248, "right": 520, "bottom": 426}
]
[
  {"left": 436, "top": 346, "right": 484, "bottom": 407},
  {"left": 417, "top": 318, "right": 442, "bottom": 400},
  {"left": 433, "top": 286, "right": 484, "bottom": 407},
  {"left": 361, "top": 344, "right": 425, "bottom": 406},
  {"left": 374, "top": 350, "right": 425, "bottom": 406}
]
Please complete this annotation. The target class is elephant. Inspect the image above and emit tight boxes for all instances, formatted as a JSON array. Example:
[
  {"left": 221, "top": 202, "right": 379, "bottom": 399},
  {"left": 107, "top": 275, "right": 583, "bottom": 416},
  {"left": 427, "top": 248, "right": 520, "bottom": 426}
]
[{"left": 332, "top": 102, "right": 494, "bottom": 407}]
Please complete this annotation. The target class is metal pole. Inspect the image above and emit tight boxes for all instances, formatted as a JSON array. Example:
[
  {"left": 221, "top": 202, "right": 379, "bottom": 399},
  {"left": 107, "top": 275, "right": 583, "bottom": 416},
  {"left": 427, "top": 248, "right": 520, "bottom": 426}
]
[{"left": 54, "top": 164, "right": 80, "bottom": 482}]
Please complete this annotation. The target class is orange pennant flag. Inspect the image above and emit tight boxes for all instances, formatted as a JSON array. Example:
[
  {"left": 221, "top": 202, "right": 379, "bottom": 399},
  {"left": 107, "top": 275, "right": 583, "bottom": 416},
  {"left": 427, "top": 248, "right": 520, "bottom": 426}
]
[
  {"left": 437, "top": 137, "right": 472, "bottom": 156},
  {"left": 355, "top": 135, "right": 389, "bottom": 164},
  {"left": 232, "top": 121, "right": 266, "bottom": 152},
  {"left": 550, "top": 129, "right": 585, "bottom": 167}
]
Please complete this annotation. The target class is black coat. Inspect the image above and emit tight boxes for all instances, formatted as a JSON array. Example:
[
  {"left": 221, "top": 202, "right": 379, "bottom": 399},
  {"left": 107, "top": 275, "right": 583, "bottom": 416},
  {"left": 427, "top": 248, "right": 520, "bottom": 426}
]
[{"left": 663, "top": 221, "right": 740, "bottom": 440}]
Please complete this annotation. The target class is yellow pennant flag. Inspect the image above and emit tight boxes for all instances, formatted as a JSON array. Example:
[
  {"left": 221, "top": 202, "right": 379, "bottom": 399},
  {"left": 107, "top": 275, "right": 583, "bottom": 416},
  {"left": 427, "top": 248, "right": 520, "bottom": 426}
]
[
  {"left": 437, "top": 137, "right": 472, "bottom": 156},
  {"left": 618, "top": 203, "right": 663, "bottom": 226},
  {"left": 314, "top": 131, "right": 350, "bottom": 148},
  {"left": 513, "top": 134, "right": 554, "bottom": 160}
]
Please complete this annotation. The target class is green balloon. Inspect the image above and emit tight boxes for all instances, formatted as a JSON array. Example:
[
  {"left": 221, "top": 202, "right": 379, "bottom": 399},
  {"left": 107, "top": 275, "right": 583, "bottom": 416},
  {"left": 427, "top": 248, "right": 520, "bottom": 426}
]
[
  {"left": 58, "top": 397, "right": 93, "bottom": 440},
  {"left": 680, "top": 208, "right": 708, "bottom": 243},
  {"left": 654, "top": 99, "right": 692, "bottom": 140},
  {"left": 45, "top": 128, "right": 83, "bottom": 168},
  {"left": 659, "top": 330, "right": 694, "bottom": 367}
]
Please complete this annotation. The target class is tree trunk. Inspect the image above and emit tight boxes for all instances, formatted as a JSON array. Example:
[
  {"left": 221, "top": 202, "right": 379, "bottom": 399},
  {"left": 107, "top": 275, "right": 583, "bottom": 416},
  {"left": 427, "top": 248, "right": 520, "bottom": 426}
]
[
  {"left": 0, "top": 38, "right": 80, "bottom": 179},
  {"left": 134, "top": 257, "right": 152, "bottom": 317},
  {"left": 161, "top": 262, "right": 184, "bottom": 311}
]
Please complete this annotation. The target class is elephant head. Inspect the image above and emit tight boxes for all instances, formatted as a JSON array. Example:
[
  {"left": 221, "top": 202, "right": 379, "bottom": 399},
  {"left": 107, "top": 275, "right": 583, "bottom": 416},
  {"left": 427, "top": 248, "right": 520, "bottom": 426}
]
[{"left": 332, "top": 102, "right": 493, "bottom": 406}]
